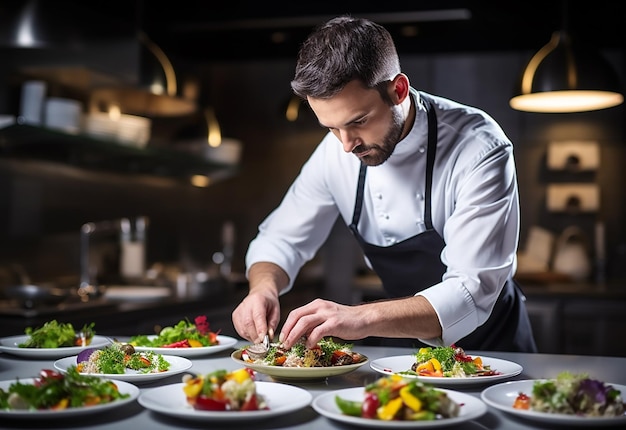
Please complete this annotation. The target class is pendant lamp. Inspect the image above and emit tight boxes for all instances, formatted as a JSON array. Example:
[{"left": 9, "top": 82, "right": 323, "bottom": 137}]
[{"left": 510, "top": 6, "right": 623, "bottom": 113}]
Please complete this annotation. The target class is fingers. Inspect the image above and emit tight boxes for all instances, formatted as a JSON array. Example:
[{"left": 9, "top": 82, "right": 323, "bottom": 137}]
[
  {"left": 279, "top": 299, "right": 330, "bottom": 349},
  {"left": 232, "top": 292, "right": 281, "bottom": 344}
]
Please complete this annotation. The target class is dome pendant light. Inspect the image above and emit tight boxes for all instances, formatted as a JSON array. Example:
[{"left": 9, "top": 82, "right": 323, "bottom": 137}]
[
  {"left": 510, "top": 2, "right": 623, "bottom": 113},
  {"left": 510, "top": 31, "right": 623, "bottom": 113}
]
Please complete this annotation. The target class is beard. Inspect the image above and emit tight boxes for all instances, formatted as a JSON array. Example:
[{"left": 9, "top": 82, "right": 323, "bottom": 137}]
[{"left": 353, "top": 105, "right": 405, "bottom": 167}]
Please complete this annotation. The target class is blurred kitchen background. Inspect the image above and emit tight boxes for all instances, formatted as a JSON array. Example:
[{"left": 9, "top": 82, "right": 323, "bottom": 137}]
[{"left": 0, "top": 1, "right": 625, "bottom": 355}]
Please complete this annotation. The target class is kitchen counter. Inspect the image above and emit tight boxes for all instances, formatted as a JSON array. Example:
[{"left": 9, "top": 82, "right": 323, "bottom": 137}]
[
  {"left": 1, "top": 341, "right": 625, "bottom": 429},
  {"left": 0, "top": 285, "right": 246, "bottom": 338}
]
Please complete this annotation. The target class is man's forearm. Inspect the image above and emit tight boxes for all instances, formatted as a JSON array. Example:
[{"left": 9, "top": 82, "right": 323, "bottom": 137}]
[{"left": 247, "top": 262, "right": 290, "bottom": 295}]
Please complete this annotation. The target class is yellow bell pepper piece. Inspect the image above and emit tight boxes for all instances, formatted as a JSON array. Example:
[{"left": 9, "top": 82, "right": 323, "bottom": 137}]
[
  {"left": 226, "top": 368, "right": 251, "bottom": 384},
  {"left": 182, "top": 377, "right": 204, "bottom": 398},
  {"left": 400, "top": 386, "right": 423, "bottom": 412},
  {"left": 188, "top": 339, "right": 203, "bottom": 348},
  {"left": 429, "top": 358, "right": 442, "bottom": 371},
  {"left": 473, "top": 356, "right": 483, "bottom": 368},
  {"left": 377, "top": 397, "right": 403, "bottom": 420}
]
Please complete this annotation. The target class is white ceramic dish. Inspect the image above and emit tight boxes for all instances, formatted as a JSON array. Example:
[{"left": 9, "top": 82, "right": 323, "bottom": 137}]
[
  {"left": 53, "top": 354, "right": 192, "bottom": 382},
  {"left": 312, "top": 386, "right": 487, "bottom": 428},
  {"left": 231, "top": 349, "right": 369, "bottom": 381},
  {"left": 132, "top": 335, "right": 238, "bottom": 357},
  {"left": 370, "top": 355, "right": 522, "bottom": 386},
  {"left": 0, "top": 378, "right": 138, "bottom": 419},
  {"left": 138, "top": 381, "right": 312, "bottom": 421},
  {"left": 0, "top": 335, "right": 111, "bottom": 359},
  {"left": 481, "top": 380, "right": 626, "bottom": 427}
]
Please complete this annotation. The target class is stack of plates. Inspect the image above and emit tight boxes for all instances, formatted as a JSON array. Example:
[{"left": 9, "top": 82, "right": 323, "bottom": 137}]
[{"left": 83, "top": 112, "right": 151, "bottom": 148}]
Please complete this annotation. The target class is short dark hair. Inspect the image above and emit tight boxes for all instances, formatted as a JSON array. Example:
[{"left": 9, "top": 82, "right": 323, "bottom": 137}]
[{"left": 291, "top": 16, "right": 401, "bottom": 99}]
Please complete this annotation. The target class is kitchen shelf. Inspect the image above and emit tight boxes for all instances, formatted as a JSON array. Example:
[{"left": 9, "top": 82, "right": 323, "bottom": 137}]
[{"left": 0, "top": 124, "right": 236, "bottom": 181}]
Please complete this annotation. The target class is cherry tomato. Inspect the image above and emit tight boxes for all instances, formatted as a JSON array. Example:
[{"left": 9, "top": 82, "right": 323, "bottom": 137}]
[
  {"left": 36, "top": 369, "right": 64, "bottom": 386},
  {"left": 362, "top": 393, "right": 380, "bottom": 418},
  {"left": 194, "top": 396, "right": 229, "bottom": 411}
]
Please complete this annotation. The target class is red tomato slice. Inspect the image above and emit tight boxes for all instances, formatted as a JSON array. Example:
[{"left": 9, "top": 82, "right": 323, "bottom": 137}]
[
  {"left": 240, "top": 394, "right": 259, "bottom": 411},
  {"left": 194, "top": 396, "right": 229, "bottom": 411}
]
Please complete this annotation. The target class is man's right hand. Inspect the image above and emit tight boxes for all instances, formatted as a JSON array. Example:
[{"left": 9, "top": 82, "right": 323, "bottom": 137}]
[{"left": 231, "top": 262, "right": 288, "bottom": 343}]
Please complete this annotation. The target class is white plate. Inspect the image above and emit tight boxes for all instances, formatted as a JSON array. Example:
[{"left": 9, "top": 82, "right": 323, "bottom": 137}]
[
  {"left": 231, "top": 349, "right": 369, "bottom": 381},
  {"left": 0, "top": 335, "right": 112, "bottom": 359},
  {"left": 481, "top": 380, "right": 626, "bottom": 427},
  {"left": 0, "top": 378, "right": 139, "bottom": 419},
  {"left": 138, "top": 381, "right": 312, "bottom": 421},
  {"left": 370, "top": 355, "right": 522, "bottom": 386},
  {"left": 132, "top": 335, "right": 239, "bottom": 357},
  {"left": 312, "top": 386, "right": 487, "bottom": 428},
  {"left": 53, "top": 354, "right": 192, "bottom": 382}
]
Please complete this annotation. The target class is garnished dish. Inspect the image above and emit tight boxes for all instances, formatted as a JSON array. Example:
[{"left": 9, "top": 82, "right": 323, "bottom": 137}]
[
  {"left": 232, "top": 337, "right": 369, "bottom": 381},
  {"left": 240, "top": 337, "right": 366, "bottom": 367},
  {"left": 313, "top": 374, "right": 487, "bottom": 428},
  {"left": 407, "top": 346, "right": 499, "bottom": 378},
  {"left": 370, "top": 347, "right": 522, "bottom": 386},
  {"left": 138, "top": 375, "right": 312, "bottom": 422},
  {"left": 0, "top": 367, "right": 139, "bottom": 419},
  {"left": 53, "top": 343, "right": 192, "bottom": 382},
  {"left": 129, "top": 315, "right": 220, "bottom": 348},
  {"left": 513, "top": 372, "right": 624, "bottom": 416},
  {"left": 18, "top": 320, "right": 96, "bottom": 348},
  {"left": 75, "top": 343, "right": 170, "bottom": 374},
  {"left": 182, "top": 368, "right": 267, "bottom": 411},
  {"left": 0, "top": 321, "right": 111, "bottom": 359},
  {"left": 481, "top": 375, "right": 626, "bottom": 427},
  {"left": 335, "top": 374, "right": 460, "bottom": 421},
  {"left": 125, "top": 316, "right": 238, "bottom": 357}
]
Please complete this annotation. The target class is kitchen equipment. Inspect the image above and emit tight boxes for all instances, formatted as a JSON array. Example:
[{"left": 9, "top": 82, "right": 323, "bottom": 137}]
[
  {"left": 43, "top": 97, "right": 82, "bottom": 133},
  {"left": 19, "top": 80, "right": 46, "bottom": 125},
  {"left": 4, "top": 283, "right": 69, "bottom": 308},
  {"left": 552, "top": 226, "right": 591, "bottom": 282}
]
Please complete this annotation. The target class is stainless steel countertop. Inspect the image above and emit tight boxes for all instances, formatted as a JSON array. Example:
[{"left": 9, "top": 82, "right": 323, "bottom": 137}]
[{"left": 2, "top": 341, "right": 625, "bottom": 429}]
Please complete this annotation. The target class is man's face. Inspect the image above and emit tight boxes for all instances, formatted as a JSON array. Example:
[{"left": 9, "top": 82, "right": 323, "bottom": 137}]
[{"left": 307, "top": 80, "right": 404, "bottom": 167}]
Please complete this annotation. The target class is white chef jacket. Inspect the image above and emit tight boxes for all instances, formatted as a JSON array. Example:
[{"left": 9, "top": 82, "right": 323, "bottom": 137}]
[{"left": 245, "top": 89, "right": 520, "bottom": 346}]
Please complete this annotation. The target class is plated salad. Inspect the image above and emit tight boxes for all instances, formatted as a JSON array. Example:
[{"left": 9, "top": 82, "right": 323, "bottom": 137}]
[
  {"left": 513, "top": 371, "right": 625, "bottom": 417},
  {"left": 0, "top": 367, "right": 129, "bottom": 411},
  {"left": 182, "top": 369, "right": 268, "bottom": 411},
  {"left": 335, "top": 374, "right": 460, "bottom": 421},
  {"left": 76, "top": 343, "right": 170, "bottom": 374},
  {"left": 404, "top": 346, "right": 499, "bottom": 378},
  {"left": 240, "top": 337, "right": 366, "bottom": 367},
  {"left": 18, "top": 320, "right": 96, "bottom": 348},
  {"left": 128, "top": 315, "right": 220, "bottom": 348}
]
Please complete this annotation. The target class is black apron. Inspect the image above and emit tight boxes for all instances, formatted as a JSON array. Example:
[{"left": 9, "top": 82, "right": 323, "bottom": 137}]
[{"left": 348, "top": 95, "right": 537, "bottom": 353}]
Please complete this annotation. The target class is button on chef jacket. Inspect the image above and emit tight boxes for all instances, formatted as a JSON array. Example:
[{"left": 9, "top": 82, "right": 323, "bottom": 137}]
[{"left": 246, "top": 89, "right": 521, "bottom": 348}]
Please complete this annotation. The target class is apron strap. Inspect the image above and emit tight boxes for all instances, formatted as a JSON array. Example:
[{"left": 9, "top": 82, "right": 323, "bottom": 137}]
[{"left": 349, "top": 162, "right": 367, "bottom": 233}]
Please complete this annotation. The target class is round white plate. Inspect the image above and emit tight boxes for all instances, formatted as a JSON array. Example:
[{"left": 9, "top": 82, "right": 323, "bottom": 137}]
[
  {"left": 138, "top": 381, "right": 312, "bottom": 421},
  {"left": 231, "top": 349, "right": 369, "bottom": 381},
  {"left": 370, "top": 355, "right": 522, "bottom": 386},
  {"left": 0, "top": 335, "right": 112, "bottom": 359},
  {"left": 0, "top": 378, "right": 139, "bottom": 419},
  {"left": 132, "top": 335, "right": 238, "bottom": 357},
  {"left": 481, "top": 379, "right": 626, "bottom": 427},
  {"left": 53, "top": 354, "right": 192, "bottom": 382},
  {"left": 312, "top": 386, "right": 487, "bottom": 428}
]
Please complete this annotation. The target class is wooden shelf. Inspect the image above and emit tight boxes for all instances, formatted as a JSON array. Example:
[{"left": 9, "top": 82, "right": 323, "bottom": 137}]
[{"left": 0, "top": 124, "right": 236, "bottom": 181}]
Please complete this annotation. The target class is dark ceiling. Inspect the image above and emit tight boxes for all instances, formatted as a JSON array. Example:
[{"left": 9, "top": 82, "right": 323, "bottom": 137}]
[
  {"left": 1, "top": 1, "right": 625, "bottom": 63},
  {"left": 139, "top": 1, "right": 626, "bottom": 63}
]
